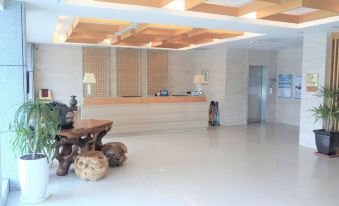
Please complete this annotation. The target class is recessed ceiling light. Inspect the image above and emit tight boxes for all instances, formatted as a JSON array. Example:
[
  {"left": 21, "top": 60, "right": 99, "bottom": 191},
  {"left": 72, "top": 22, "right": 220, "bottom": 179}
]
[
  {"left": 102, "top": 38, "right": 112, "bottom": 44},
  {"left": 241, "top": 11, "right": 257, "bottom": 19},
  {"left": 163, "top": 0, "right": 185, "bottom": 11}
]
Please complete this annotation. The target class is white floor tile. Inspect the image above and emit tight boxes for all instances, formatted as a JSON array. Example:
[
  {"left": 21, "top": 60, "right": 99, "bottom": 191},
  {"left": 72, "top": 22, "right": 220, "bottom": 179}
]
[{"left": 7, "top": 123, "right": 339, "bottom": 206}]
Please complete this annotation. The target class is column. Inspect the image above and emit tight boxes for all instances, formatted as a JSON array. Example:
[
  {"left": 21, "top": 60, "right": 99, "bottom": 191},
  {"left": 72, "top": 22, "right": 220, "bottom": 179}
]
[
  {"left": 0, "top": 1, "right": 26, "bottom": 191},
  {"left": 299, "top": 32, "right": 331, "bottom": 149}
]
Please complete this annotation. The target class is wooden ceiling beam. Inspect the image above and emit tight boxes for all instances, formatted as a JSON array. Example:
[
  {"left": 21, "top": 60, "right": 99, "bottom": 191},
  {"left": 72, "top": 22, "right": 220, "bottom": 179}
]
[
  {"left": 185, "top": 0, "right": 206, "bottom": 10},
  {"left": 299, "top": 10, "right": 338, "bottom": 23},
  {"left": 154, "top": 42, "right": 191, "bottom": 49},
  {"left": 256, "top": 0, "right": 303, "bottom": 19},
  {"left": 187, "top": 3, "right": 238, "bottom": 16},
  {"left": 302, "top": 0, "right": 339, "bottom": 13},
  {"left": 260, "top": 13, "right": 300, "bottom": 23},
  {"left": 94, "top": 0, "right": 175, "bottom": 8}
]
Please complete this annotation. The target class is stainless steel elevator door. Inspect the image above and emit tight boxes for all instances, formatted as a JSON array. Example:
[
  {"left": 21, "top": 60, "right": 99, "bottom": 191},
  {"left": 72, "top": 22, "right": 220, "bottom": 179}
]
[{"left": 248, "top": 66, "right": 267, "bottom": 123}]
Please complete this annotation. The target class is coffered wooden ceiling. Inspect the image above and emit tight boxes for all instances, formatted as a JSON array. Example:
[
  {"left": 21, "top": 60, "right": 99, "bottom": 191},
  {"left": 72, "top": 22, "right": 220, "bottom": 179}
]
[
  {"left": 94, "top": 0, "right": 339, "bottom": 24},
  {"left": 66, "top": 18, "right": 131, "bottom": 44},
  {"left": 65, "top": 18, "right": 245, "bottom": 49}
]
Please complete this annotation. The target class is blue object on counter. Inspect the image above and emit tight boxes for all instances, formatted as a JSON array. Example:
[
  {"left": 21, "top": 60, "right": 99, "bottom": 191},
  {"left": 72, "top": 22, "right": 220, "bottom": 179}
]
[{"left": 160, "top": 90, "right": 169, "bottom": 96}]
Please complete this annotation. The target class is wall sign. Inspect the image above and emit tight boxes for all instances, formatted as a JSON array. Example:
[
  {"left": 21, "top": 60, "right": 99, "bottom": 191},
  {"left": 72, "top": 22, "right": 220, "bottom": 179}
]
[
  {"left": 294, "top": 74, "right": 302, "bottom": 99},
  {"left": 306, "top": 73, "right": 319, "bottom": 92},
  {"left": 278, "top": 74, "right": 292, "bottom": 98},
  {"left": 201, "top": 70, "right": 209, "bottom": 85}
]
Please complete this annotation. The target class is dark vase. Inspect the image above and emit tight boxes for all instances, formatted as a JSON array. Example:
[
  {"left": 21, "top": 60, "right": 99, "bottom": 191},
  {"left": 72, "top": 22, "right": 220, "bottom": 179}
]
[
  {"left": 313, "top": 129, "right": 339, "bottom": 155},
  {"left": 69, "top": 95, "right": 78, "bottom": 106}
]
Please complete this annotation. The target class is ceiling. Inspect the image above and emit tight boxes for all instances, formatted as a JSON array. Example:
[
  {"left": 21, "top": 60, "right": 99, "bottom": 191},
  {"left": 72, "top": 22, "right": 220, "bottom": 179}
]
[
  {"left": 59, "top": 16, "right": 251, "bottom": 49},
  {"left": 23, "top": 0, "right": 339, "bottom": 50}
]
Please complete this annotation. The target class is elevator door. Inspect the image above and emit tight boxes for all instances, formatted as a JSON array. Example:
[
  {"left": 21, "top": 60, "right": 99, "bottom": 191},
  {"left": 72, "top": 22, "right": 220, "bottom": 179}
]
[{"left": 248, "top": 66, "right": 267, "bottom": 123}]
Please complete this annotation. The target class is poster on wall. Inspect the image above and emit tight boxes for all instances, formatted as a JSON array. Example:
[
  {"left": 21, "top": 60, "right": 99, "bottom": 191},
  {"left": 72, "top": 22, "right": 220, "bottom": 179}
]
[
  {"left": 306, "top": 73, "right": 319, "bottom": 92},
  {"left": 294, "top": 74, "right": 302, "bottom": 99},
  {"left": 278, "top": 74, "right": 292, "bottom": 98}
]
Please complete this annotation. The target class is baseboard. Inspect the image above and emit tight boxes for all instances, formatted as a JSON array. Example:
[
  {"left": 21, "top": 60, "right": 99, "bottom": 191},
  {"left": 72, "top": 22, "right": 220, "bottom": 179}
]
[{"left": 1, "top": 179, "right": 9, "bottom": 206}]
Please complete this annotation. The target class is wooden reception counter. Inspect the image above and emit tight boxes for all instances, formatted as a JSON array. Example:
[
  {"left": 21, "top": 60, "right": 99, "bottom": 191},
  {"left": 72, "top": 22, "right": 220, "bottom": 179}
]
[{"left": 81, "top": 96, "right": 209, "bottom": 135}]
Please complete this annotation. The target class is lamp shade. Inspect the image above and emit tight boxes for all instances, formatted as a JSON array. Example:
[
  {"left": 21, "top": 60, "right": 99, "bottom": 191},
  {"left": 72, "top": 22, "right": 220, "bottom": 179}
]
[
  {"left": 83, "top": 73, "right": 96, "bottom": 84},
  {"left": 193, "top": 74, "right": 205, "bottom": 84}
]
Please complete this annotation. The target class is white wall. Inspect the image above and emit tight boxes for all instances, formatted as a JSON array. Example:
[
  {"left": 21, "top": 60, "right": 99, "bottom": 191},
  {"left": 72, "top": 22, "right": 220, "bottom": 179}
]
[
  {"left": 299, "top": 32, "right": 331, "bottom": 149},
  {"left": 194, "top": 48, "right": 280, "bottom": 126},
  {"left": 168, "top": 50, "right": 196, "bottom": 95},
  {"left": 33, "top": 44, "right": 304, "bottom": 129},
  {"left": 275, "top": 48, "right": 303, "bottom": 126},
  {"left": 195, "top": 48, "right": 227, "bottom": 124},
  {"left": 34, "top": 44, "right": 83, "bottom": 104},
  {"left": 224, "top": 48, "right": 247, "bottom": 125}
]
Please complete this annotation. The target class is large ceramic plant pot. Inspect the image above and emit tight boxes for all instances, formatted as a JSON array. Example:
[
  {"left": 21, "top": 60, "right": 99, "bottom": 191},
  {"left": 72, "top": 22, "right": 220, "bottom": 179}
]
[
  {"left": 18, "top": 154, "right": 49, "bottom": 203},
  {"left": 313, "top": 129, "right": 339, "bottom": 155}
]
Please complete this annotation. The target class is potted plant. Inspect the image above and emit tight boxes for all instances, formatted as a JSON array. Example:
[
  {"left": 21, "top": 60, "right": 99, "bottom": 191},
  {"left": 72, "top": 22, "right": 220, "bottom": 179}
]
[
  {"left": 10, "top": 100, "right": 59, "bottom": 203},
  {"left": 311, "top": 87, "right": 339, "bottom": 155}
]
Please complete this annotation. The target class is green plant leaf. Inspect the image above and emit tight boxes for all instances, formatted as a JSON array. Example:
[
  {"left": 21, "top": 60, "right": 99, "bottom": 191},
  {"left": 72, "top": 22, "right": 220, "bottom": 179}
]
[{"left": 10, "top": 100, "right": 59, "bottom": 161}]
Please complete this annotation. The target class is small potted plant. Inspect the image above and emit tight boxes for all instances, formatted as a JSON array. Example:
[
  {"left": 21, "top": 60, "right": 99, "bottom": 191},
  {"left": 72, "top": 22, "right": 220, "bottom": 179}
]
[
  {"left": 11, "top": 100, "right": 59, "bottom": 203},
  {"left": 311, "top": 87, "right": 339, "bottom": 155}
]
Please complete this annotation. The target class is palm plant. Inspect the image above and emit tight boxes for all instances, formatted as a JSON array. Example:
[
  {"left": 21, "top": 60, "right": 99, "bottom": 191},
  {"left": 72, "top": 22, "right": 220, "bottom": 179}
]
[
  {"left": 11, "top": 100, "right": 59, "bottom": 161},
  {"left": 311, "top": 87, "right": 339, "bottom": 132}
]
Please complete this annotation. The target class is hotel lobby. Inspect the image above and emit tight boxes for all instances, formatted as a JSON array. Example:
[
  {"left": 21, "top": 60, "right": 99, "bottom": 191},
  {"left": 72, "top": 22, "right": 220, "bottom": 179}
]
[{"left": 1, "top": 0, "right": 339, "bottom": 205}]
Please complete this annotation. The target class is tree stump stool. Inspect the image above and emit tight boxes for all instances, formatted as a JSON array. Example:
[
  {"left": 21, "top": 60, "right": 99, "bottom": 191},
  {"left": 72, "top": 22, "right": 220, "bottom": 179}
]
[
  {"left": 102, "top": 142, "right": 128, "bottom": 167},
  {"left": 74, "top": 151, "right": 108, "bottom": 181}
]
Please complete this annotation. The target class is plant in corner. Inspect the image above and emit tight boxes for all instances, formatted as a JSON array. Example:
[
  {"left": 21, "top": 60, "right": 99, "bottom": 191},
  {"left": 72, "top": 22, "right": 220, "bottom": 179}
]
[
  {"left": 10, "top": 100, "right": 59, "bottom": 203},
  {"left": 311, "top": 87, "right": 339, "bottom": 155}
]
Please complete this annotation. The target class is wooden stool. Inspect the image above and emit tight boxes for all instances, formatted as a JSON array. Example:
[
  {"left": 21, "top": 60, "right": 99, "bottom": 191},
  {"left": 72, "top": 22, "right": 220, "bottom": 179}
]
[
  {"left": 74, "top": 151, "right": 108, "bottom": 181},
  {"left": 102, "top": 142, "right": 128, "bottom": 167}
]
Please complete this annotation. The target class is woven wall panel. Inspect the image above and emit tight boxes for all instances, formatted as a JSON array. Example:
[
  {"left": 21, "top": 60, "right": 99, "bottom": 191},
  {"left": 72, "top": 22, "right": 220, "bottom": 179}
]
[
  {"left": 116, "top": 48, "right": 140, "bottom": 97},
  {"left": 83, "top": 47, "right": 110, "bottom": 97},
  {"left": 147, "top": 50, "right": 168, "bottom": 95}
]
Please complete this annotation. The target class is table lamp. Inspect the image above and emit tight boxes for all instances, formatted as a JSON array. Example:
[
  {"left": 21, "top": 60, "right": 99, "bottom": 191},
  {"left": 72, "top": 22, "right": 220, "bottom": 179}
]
[
  {"left": 193, "top": 74, "right": 205, "bottom": 95},
  {"left": 83, "top": 73, "right": 96, "bottom": 97}
]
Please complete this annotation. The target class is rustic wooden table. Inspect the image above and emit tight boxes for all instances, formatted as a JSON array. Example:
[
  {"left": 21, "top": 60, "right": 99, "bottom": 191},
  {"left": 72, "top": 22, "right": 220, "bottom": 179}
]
[{"left": 55, "top": 119, "right": 113, "bottom": 176}]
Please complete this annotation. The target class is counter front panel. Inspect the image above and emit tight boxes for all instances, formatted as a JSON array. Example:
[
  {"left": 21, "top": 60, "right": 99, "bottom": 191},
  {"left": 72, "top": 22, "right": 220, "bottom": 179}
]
[{"left": 82, "top": 96, "right": 208, "bottom": 135}]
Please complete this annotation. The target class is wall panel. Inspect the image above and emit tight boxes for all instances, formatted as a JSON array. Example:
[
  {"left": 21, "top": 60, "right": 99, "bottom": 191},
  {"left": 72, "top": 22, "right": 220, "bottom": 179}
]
[
  {"left": 116, "top": 48, "right": 140, "bottom": 97},
  {"left": 83, "top": 47, "right": 110, "bottom": 97},
  {"left": 147, "top": 50, "right": 168, "bottom": 95}
]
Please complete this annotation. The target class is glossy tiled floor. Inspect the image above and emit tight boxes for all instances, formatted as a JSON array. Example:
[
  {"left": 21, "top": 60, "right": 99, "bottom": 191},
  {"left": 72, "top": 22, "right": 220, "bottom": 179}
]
[{"left": 7, "top": 123, "right": 339, "bottom": 206}]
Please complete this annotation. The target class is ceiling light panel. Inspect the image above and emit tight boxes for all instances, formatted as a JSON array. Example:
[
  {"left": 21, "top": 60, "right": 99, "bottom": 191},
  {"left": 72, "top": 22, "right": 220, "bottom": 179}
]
[
  {"left": 206, "top": 0, "right": 253, "bottom": 7},
  {"left": 284, "top": 7, "right": 318, "bottom": 15}
]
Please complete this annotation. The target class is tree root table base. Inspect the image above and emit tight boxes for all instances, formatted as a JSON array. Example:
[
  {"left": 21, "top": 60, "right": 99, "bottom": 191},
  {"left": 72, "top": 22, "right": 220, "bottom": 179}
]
[{"left": 55, "top": 119, "right": 112, "bottom": 176}]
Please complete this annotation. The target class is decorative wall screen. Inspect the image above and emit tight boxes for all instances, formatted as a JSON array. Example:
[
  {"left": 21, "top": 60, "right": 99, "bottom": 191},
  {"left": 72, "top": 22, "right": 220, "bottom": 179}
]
[
  {"left": 147, "top": 50, "right": 168, "bottom": 95},
  {"left": 329, "top": 33, "right": 339, "bottom": 130},
  {"left": 116, "top": 48, "right": 141, "bottom": 97},
  {"left": 330, "top": 33, "right": 339, "bottom": 90},
  {"left": 83, "top": 47, "right": 110, "bottom": 97}
]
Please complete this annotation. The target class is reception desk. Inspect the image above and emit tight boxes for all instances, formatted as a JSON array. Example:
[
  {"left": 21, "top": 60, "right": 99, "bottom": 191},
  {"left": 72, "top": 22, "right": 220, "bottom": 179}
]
[{"left": 81, "top": 96, "right": 209, "bottom": 135}]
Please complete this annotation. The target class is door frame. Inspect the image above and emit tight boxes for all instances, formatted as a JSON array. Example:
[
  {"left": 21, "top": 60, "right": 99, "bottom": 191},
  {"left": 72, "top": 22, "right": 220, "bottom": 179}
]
[{"left": 246, "top": 65, "right": 269, "bottom": 124}]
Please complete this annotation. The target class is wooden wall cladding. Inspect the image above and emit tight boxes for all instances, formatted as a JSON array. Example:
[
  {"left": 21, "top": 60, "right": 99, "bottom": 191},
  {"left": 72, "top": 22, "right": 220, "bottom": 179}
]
[
  {"left": 330, "top": 33, "right": 339, "bottom": 90},
  {"left": 83, "top": 47, "right": 110, "bottom": 97},
  {"left": 147, "top": 50, "right": 169, "bottom": 95},
  {"left": 116, "top": 48, "right": 141, "bottom": 97}
]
